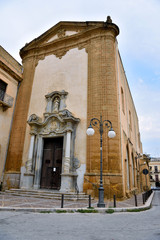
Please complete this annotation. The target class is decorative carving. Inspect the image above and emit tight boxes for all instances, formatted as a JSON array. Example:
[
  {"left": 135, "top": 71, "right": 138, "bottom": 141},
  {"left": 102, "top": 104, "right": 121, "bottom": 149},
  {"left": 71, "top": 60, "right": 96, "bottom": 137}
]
[
  {"left": 64, "top": 157, "right": 70, "bottom": 173},
  {"left": 73, "top": 158, "right": 81, "bottom": 170},
  {"left": 106, "top": 16, "right": 112, "bottom": 23},
  {"left": 35, "top": 54, "right": 45, "bottom": 67},
  {"left": 45, "top": 90, "right": 68, "bottom": 114},
  {"left": 28, "top": 111, "right": 80, "bottom": 135},
  {"left": 54, "top": 49, "right": 67, "bottom": 59},
  {"left": 28, "top": 114, "right": 40, "bottom": 123},
  {"left": 40, "top": 120, "right": 61, "bottom": 135},
  {"left": 53, "top": 97, "right": 60, "bottom": 113},
  {"left": 57, "top": 29, "right": 66, "bottom": 38},
  {"left": 26, "top": 159, "right": 33, "bottom": 173},
  {"left": 59, "top": 109, "right": 72, "bottom": 117}
]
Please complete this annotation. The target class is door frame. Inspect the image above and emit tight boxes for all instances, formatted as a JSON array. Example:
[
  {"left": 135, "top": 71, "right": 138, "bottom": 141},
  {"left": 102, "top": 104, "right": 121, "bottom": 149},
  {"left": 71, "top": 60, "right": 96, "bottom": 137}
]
[
  {"left": 33, "top": 134, "right": 66, "bottom": 190},
  {"left": 40, "top": 136, "right": 64, "bottom": 190}
]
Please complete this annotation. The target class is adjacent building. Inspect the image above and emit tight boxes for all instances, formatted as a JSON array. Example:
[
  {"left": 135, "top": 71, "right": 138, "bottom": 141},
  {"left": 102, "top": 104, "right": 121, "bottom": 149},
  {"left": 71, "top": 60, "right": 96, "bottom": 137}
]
[
  {"left": 2, "top": 17, "right": 145, "bottom": 199},
  {"left": 149, "top": 158, "right": 160, "bottom": 187},
  {"left": 0, "top": 46, "right": 23, "bottom": 188}
]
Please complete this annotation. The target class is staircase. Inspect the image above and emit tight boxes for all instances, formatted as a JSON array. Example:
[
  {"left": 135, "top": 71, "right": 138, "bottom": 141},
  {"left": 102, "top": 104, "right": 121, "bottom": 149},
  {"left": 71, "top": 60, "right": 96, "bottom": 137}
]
[{"left": 5, "top": 189, "right": 90, "bottom": 201}]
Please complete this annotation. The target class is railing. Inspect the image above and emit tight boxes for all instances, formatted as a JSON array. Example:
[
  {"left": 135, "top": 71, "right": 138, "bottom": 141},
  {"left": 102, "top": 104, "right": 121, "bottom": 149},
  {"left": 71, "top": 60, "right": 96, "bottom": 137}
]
[{"left": 142, "top": 189, "right": 153, "bottom": 204}]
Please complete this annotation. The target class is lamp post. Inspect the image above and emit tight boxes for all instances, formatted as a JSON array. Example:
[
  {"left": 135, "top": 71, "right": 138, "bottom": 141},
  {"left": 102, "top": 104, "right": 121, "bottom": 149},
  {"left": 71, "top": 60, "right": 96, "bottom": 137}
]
[
  {"left": 86, "top": 115, "right": 116, "bottom": 207},
  {"left": 139, "top": 162, "right": 146, "bottom": 191}
]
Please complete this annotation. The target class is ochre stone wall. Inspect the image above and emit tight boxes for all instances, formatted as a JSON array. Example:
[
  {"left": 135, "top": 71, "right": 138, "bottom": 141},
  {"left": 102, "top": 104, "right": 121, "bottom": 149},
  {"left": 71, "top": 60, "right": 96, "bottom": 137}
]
[
  {"left": 83, "top": 29, "right": 123, "bottom": 199},
  {"left": 5, "top": 57, "right": 36, "bottom": 173}
]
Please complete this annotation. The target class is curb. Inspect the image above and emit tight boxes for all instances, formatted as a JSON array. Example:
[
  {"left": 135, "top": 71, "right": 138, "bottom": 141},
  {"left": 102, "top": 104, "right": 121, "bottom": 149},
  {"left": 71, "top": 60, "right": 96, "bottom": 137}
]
[{"left": 0, "top": 192, "right": 154, "bottom": 213}]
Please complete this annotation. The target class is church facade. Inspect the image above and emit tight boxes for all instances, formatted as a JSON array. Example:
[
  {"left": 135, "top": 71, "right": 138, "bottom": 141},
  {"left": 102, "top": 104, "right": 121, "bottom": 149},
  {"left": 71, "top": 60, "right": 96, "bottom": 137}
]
[{"left": 3, "top": 17, "right": 144, "bottom": 199}]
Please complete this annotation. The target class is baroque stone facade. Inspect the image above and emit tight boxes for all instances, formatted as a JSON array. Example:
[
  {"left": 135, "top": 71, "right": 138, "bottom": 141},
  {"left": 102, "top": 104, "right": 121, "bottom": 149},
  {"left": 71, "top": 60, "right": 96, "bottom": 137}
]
[{"left": 3, "top": 17, "right": 144, "bottom": 199}]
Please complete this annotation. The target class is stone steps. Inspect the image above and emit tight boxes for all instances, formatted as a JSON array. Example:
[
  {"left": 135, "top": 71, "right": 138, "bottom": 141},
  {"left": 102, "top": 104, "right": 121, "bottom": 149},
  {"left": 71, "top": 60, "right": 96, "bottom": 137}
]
[{"left": 4, "top": 189, "right": 91, "bottom": 201}]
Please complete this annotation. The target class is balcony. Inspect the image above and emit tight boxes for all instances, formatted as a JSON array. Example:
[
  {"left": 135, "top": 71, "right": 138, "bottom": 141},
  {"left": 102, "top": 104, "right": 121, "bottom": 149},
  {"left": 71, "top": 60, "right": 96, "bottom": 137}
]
[{"left": 0, "top": 90, "right": 14, "bottom": 111}]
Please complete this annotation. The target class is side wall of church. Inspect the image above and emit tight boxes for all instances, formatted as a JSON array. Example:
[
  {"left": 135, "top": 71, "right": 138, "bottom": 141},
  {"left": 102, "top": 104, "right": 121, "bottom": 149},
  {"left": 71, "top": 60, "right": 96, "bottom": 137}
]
[{"left": 117, "top": 51, "right": 143, "bottom": 196}]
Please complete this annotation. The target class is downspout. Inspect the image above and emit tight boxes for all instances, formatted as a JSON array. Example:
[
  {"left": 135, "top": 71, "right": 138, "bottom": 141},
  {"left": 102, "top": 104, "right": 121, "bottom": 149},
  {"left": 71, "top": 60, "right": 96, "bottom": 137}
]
[{"left": 1, "top": 80, "right": 21, "bottom": 183}]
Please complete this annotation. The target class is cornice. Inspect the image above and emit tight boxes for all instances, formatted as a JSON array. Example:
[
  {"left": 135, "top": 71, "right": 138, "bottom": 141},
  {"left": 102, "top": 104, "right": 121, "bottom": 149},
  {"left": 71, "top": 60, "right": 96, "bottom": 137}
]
[
  {"left": 20, "top": 22, "right": 119, "bottom": 63},
  {"left": 0, "top": 60, "right": 22, "bottom": 82}
]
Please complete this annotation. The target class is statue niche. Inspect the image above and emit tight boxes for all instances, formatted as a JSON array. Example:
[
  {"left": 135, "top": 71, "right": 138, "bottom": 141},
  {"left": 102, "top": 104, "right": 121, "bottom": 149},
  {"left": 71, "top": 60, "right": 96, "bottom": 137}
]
[
  {"left": 52, "top": 97, "right": 60, "bottom": 113},
  {"left": 45, "top": 90, "right": 68, "bottom": 115}
]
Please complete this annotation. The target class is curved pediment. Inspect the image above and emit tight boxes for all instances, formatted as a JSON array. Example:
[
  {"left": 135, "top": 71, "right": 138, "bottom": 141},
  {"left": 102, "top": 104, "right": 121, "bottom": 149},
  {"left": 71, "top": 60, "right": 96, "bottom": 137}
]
[
  {"left": 28, "top": 110, "right": 80, "bottom": 136},
  {"left": 45, "top": 90, "right": 68, "bottom": 99}
]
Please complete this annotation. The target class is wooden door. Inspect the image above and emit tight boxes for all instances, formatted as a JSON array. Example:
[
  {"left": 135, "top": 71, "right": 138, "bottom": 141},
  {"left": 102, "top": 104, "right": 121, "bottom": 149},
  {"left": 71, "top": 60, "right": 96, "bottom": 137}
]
[{"left": 40, "top": 137, "right": 63, "bottom": 189}]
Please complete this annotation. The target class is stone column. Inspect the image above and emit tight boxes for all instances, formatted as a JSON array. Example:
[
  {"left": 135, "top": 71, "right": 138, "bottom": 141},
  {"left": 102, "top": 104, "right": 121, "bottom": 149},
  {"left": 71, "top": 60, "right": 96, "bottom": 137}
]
[
  {"left": 64, "top": 131, "right": 71, "bottom": 173},
  {"left": 60, "top": 130, "right": 78, "bottom": 192},
  {"left": 33, "top": 137, "right": 43, "bottom": 189},
  {"left": 20, "top": 134, "right": 36, "bottom": 189},
  {"left": 26, "top": 135, "right": 35, "bottom": 173}
]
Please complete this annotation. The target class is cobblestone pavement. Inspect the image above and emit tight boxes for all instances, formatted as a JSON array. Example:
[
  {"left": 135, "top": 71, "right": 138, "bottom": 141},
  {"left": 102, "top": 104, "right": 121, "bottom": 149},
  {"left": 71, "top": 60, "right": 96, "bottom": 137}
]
[{"left": 0, "top": 192, "right": 144, "bottom": 209}]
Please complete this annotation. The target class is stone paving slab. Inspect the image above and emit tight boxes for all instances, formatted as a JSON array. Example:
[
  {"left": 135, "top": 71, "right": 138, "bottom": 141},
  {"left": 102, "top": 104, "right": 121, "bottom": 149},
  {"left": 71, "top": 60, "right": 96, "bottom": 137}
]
[{"left": 0, "top": 191, "right": 148, "bottom": 210}]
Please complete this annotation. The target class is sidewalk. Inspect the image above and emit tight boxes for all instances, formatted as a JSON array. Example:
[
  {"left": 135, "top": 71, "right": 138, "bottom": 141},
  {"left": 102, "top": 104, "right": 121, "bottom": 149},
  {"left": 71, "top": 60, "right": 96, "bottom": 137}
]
[{"left": 0, "top": 191, "right": 154, "bottom": 213}]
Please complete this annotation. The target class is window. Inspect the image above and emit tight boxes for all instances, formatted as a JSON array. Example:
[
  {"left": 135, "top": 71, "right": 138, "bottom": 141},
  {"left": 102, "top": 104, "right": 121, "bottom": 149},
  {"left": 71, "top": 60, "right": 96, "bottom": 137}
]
[
  {"left": 0, "top": 79, "right": 7, "bottom": 101},
  {"left": 121, "top": 87, "right": 125, "bottom": 114},
  {"left": 138, "top": 133, "right": 141, "bottom": 148},
  {"left": 126, "top": 146, "right": 130, "bottom": 189},
  {"left": 155, "top": 175, "right": 159, "bottom": 182},
  {"left": 131, "top": 153, "right": 135, "bottom": 187},
  {"left": 129, "top": 110, "right": 132, "bottom": 131},
  {"left": 154, "top": 166, "right": 158, "bottom": 173}
]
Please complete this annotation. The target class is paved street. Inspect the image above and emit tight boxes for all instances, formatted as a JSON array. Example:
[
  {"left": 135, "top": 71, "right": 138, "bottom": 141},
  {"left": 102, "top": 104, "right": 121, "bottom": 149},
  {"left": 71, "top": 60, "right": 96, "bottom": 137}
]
[{"left": 0, "top": 191, "right": 159, "bottom": 240}]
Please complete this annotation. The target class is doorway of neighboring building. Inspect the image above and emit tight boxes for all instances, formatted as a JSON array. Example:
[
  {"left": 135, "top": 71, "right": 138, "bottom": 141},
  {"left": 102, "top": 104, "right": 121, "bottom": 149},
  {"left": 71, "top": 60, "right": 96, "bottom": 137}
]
[{"left": 40, "top": 137, "right": 63, "bottom": 190}]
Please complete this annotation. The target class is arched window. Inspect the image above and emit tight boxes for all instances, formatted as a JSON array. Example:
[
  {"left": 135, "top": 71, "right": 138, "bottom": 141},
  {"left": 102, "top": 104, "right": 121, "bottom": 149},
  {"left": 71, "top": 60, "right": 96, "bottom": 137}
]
[
  {"left": 131, "top": 153, "right": 135, "bottom": 187},
  {"left": 129, "top": 110, "right": 132, "bottom": 131},
  {"left": 126, "top": 146, "right": 130, "bottom": 189},
  {"left": 121, "top": 87, "right": 125, "bottom": 114}
]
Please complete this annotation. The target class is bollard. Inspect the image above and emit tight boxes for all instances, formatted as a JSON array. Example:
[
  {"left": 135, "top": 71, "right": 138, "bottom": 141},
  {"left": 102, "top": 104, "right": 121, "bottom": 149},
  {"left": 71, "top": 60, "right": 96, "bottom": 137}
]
[
  {"left": 134, "top": 194, "right": 137, "bottom": 207},
  {"left": 89, "top": 195, "right": 91, "bottom": 208},
  {"left": 61, "top": 194, "right": 64, "bottom": 208},
  {"left": 113, "top": 195, "right": 116, "bottom": 208},
  {"left": 142, "top": 193, "right": 145, "bottom": 204}
]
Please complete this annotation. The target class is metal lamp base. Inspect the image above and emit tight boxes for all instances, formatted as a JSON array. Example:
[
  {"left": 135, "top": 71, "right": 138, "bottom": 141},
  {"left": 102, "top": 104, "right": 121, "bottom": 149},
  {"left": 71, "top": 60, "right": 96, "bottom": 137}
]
[
  {"left": 97, "top": 186, "right": 105, "bottom": 208},
  {"left": 97, "top": 203, "right": 105, "bottom": 208}
]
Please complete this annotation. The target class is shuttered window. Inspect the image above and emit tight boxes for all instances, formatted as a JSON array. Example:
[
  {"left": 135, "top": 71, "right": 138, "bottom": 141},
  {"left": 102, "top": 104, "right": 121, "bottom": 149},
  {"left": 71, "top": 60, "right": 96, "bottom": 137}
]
[{"left": 0, "top": 80, "right": 7, "bottom": 101}]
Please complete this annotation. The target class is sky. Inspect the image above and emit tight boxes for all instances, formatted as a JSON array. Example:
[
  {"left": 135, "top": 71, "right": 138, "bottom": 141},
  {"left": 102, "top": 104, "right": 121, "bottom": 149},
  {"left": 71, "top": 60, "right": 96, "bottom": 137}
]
[{"left": 0, "top": 0, "right": 160, "bottom": 157}]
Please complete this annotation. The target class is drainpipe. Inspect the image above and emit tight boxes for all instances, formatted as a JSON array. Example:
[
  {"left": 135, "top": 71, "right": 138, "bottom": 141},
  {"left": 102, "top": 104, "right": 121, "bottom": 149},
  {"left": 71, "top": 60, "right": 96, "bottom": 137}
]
[{"left": 1, "top": 80, "right": 21, "bottom": 183}]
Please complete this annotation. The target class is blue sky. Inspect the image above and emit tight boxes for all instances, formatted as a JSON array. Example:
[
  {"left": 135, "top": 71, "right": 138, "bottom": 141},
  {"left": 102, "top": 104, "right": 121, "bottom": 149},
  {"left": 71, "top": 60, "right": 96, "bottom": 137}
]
[{"left": 1, "top": 0, "right": 160, "bottom": 157}]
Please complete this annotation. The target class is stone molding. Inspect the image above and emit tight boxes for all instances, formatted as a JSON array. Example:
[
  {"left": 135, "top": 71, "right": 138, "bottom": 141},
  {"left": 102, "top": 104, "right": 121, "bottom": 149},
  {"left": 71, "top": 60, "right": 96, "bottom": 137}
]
[{"left": 20, "top": 20, "right": 119, "bottom": 64}]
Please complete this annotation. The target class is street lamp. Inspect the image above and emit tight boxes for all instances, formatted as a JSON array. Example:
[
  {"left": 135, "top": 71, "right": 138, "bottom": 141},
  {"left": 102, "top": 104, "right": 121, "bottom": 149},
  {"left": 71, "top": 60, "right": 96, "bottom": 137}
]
[
  {"left": 139, "top": 162, "right": 146, "bottom": 191},
  {"left": 86, "top": 115, "right": 116, "bottom": 207}
]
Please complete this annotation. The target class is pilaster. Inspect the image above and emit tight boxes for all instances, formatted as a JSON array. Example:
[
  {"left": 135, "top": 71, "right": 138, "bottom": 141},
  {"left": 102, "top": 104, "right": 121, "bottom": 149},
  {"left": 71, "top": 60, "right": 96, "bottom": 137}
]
[
  {"left": 4, "top": 56, "right": 36, "bottom": 188},
  {"left": 85, "top": 25, "right": 122, "bottom": 198}
]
